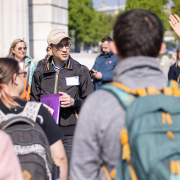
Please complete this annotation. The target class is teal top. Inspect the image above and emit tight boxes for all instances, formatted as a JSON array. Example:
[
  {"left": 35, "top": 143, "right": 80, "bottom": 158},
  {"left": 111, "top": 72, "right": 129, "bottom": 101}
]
[{"left": 24, "top": 56, "right": 36, "bottom": 87}]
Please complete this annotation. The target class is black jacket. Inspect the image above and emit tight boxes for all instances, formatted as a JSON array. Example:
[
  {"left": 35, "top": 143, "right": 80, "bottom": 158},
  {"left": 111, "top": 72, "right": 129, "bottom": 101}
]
[
  {"left": 168, "top": 63, "right": 180, "bottom": 81},
  {"left": 30, "top": 56, "right": 94, "bottom": 135}
]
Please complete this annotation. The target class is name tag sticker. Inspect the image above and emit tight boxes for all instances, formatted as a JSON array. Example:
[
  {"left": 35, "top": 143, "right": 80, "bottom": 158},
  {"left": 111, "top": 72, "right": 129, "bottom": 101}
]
[{"left": 65, "top": 76, "right": 80, "bottom": 86}]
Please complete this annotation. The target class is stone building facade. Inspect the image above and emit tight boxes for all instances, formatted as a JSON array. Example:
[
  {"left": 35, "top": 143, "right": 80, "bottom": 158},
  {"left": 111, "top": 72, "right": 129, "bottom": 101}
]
[{"left": 0, "top": 0, "right": 68, "bottom": 60}]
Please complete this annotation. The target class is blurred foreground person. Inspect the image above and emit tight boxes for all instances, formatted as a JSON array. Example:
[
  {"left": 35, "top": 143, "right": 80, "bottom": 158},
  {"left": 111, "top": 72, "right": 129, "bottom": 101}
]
[
  {"left": 8, "top": 39, "right": 36, "bottom": 101},
  {"left": 0, "top": 58, "right": 67, "bottom": 180},
  {"left": 0, "top": 130, "right": 23, "bottom": 180},
  {"left": 91, "top": 37, "right": 118, "bottom": 90},
  {"left": 37, "top": 46, "right": 53, "bottom": 68},
  {"left": 168, "top": 48, "right": 180, "bottom": 81},
  {"left": 70, "top": 9, "right": 170, "bottom": 180}
]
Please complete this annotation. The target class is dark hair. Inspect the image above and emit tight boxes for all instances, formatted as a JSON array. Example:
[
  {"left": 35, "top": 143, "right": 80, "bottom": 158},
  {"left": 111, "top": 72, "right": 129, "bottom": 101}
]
[
  {"left": 101, "top": 36, "right": 113, "bottom": 43},
  {"left": 0, "top": 58, "right": 21, "bottom": 109},
  {"left": 113, "top": 9, "right": 164, "bottom": 58},
  {"left": 175, "top": 48, "right": 180, "bottom": 68}
]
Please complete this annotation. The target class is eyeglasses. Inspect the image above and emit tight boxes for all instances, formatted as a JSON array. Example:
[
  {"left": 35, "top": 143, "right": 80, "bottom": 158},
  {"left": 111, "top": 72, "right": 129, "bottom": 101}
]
[
  {"left": 18, "top": 47, "right": 27, "bottom": 51},
  {"left": 54, "top": 42, "right": 71, "bottom": 51},
  {"left": 17, "top": 72, "right": 27, "bottom": 77}
]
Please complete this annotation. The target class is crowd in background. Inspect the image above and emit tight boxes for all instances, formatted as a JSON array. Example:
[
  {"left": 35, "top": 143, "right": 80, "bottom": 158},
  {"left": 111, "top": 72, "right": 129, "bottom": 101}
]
[{"left": 1, "top": 9, "right": 180, "bottom": 180}]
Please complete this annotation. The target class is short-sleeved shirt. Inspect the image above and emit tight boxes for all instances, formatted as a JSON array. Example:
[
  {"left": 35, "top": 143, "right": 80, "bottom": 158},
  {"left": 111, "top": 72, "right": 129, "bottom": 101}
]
[{"left": 0, "top": 98, "right": 64, "bottom": 145}]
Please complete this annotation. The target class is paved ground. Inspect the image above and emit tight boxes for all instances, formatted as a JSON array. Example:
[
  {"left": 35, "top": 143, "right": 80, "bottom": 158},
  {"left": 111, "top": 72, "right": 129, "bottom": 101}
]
[{"left": 34, "top": 53, "right": 171, "bottom": 78}]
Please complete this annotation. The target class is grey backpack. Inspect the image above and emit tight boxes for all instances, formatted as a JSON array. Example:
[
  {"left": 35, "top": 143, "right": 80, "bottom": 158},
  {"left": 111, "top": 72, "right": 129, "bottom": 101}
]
[{"left": 0, "top": 102, "right": 53, "bottom": 180}]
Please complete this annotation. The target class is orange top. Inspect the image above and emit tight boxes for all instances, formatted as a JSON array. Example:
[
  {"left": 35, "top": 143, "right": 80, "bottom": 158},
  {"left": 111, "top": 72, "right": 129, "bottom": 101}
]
[{"left": 19, "top": 62, "right": 30, "bottom": 101}]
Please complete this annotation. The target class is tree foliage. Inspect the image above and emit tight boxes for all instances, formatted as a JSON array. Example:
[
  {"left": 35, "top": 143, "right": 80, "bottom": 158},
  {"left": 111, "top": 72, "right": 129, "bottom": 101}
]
[
  {"left": 171, "top": 0, "right": 180, "bottom": 17},
  {"left": 125, "top": 0, "right": 169, "bottom": 29},
  {"left": 68, "top": 0, "right": 114, "bottom": 43}
]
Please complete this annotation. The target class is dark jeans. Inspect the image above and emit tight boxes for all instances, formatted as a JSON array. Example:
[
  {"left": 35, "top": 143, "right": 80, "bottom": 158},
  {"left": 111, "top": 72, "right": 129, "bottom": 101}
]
[{"left": 62, "top": 136, "right": 73, "bottom": 179}]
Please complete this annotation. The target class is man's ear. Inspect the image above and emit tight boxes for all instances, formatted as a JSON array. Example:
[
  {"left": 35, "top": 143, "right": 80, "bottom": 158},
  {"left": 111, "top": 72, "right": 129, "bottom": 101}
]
[
  {"left": 48, "top": 46, "right": 52, "bottom": 51},
  {"left": 109, "top": 41, "right": 121, "bottom": 58},
  {"left": 158, "top": 42, "right": 166, "bottom": 56},
  {"left": 12, "top": 73, "right": 18, "bottom": 86}
]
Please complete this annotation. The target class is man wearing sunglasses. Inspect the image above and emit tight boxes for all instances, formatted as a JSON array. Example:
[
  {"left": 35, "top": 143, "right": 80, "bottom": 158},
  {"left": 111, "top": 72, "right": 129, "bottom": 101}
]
[{"left": 30, "top": 29, "right": 94, "bottom": 178}]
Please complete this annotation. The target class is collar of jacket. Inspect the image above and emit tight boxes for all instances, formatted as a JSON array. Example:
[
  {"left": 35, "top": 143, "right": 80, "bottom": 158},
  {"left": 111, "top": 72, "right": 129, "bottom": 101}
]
[
  {"left": 44, "top": 55, "right": 74, "bottom": 71},
  {"left": 113, "top": 56, "right": 167, "bottom": 91},
  {"left": 100, "top": 51, "right": 113, "bottom": 58},
  {"left": 24, "top": 56, "right": 32, "bottom": 66}
]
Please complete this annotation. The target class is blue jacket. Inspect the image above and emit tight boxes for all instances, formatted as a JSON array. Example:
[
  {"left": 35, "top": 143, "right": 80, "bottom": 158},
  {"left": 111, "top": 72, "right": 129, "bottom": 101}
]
[
  {"left": 168, "top": 63, "right": 180, "bottom": 81},
  {"left": 92, "top": 51, "right": 118, "bottom": 90}
]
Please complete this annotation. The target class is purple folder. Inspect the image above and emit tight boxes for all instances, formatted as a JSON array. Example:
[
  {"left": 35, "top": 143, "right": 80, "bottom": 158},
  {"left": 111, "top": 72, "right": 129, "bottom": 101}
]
[{"left": 40, "top": 94, "right": 61, "bottom": 124}]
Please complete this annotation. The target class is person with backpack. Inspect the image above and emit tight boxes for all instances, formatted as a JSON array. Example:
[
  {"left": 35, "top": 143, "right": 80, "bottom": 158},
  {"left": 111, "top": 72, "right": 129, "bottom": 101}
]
[
  {"left": 30, "top": 29, "right": 94, "bottom": 178},
  {"left": 0, "top": 130, "right": 23, "bottom": 180},
  {"left": 0, "top": 58, "right": 67, "bottom": 180},
  {"left": 70, "top": 9, "right": 169, "bottom": 180},
  {"left": 8, "top": 39, "right": 36, "bottom": 101}
]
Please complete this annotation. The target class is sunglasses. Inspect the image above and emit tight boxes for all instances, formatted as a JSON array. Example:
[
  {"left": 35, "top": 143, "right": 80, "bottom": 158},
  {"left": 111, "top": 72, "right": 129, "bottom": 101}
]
[
  {"left": 17, "top": 72, "right": 27, "bottom": 78},
  {"left": 18, "top": 47, "right": 27, "bottom": 51},
  {"left": 54, "top": 42, "right": 71, "bottom": 51}
]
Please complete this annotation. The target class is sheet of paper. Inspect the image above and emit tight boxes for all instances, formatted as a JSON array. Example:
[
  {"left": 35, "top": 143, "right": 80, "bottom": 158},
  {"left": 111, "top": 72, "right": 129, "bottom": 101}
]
[{"left": 65, "top": 76, "right": 80, "bottom": 86}]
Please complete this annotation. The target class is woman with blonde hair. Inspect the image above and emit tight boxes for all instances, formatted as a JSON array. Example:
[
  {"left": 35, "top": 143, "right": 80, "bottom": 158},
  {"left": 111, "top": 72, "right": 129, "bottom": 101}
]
[
  {"left": 8, "top": 39, "right": 36, "bottom": 101},
  {"left": 168, "top": 48, "right": 180, "bottom": 81}
]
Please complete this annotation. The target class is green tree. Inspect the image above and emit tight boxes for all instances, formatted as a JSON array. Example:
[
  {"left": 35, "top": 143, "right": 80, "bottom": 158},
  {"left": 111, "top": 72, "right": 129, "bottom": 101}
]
[
  {"left": 68, "top": 0, "right": 114, "bottom": 46},
  {"left": 125, "top": 0, "right": 169, "bottom": 29},
  {"left": 171, "top": 0, "right": 180, "bottom": 16}
]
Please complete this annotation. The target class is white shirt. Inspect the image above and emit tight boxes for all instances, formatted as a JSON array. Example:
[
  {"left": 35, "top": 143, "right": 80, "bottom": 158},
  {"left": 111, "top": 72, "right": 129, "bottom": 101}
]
[{"left": 19, "top": 60, "right": 25, "bottom": 70}]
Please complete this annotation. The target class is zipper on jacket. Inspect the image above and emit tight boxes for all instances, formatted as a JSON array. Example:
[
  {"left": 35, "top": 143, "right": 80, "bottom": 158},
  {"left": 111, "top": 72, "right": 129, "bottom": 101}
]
[{"left": 54, "top": 71, "right": 60, "bottom": 94}]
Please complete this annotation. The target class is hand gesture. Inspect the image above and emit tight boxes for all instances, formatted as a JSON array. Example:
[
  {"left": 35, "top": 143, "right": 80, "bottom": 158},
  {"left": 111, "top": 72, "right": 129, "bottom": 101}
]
[
  {"left": 169, "top": 14, "right": 180, "bottom": 38},
  {"left": 59, "top": 92, "right": 75, "bottom": 108}
]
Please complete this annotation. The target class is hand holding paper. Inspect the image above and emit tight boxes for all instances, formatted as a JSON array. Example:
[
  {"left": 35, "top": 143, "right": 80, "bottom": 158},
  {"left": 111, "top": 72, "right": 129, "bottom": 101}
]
[{"left": 59, "top": 92, "right": 75, "bottom": 107}]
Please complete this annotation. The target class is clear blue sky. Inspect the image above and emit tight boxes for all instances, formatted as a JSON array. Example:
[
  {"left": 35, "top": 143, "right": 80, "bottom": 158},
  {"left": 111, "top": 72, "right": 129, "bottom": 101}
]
[{"left": 92, "top": 0, "right": 173, "bottom": 8}]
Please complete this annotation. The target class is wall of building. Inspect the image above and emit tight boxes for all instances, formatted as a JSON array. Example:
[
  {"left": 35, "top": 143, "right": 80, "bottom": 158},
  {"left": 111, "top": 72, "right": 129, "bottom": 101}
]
[
  {"left": 0, "top": 0, "right": 29, "bottom": 57},
  {"left": 29, "top": 0, "right": 68, "bottom": 60}
]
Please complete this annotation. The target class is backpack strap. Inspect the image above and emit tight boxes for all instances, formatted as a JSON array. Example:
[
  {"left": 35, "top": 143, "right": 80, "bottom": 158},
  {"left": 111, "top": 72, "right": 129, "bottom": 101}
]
[
  {"left": 26, "top": 61, "right": 31, "bottom": 91},
  {"left": 77, "top": 63, "right": 81, "bottom": 77},
  {"left": 21, "top": 102, "right": 42, "bottom": 122},
  {"left": 0, "top": 110, "right": 8, "bottom": 123},
  {"left": 102, "top": 83, "right": 136, "bottom": 110}
]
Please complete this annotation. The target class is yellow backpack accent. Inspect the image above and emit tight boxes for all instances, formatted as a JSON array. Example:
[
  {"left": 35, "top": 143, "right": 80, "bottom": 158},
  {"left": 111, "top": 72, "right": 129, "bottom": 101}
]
[
  {"left": 121, "top": 128, "right": 138, "bottom": 180},
  {"left": 22, "top": 170, "right": 32, "bottom": 180},
  {"left": 170, "top": 161, "right": 180, "bottom": 174},
  {"left": 167, "top": 131, "right": 174, "bottom": 141},
  {"left": 163, "top": 87, "right": 173, "bottom": 96},
  {"left": 109, "top": 82, "right": 136, "bottom": 95}
]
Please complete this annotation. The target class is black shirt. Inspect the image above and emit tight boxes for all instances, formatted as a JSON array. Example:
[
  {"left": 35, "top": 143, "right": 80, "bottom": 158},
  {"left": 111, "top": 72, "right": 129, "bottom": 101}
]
[{"left": 0, "top": 98, "right": 64, "bottom": 145}]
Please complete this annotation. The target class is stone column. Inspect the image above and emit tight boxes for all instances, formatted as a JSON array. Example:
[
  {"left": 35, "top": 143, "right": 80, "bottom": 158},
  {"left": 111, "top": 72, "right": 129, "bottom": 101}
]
[
  {"left": 0, "top": 0, "right": 29, "bottom": 57},
  {"left": 29, "top": 0, "right": 68, "bottom": 60}
]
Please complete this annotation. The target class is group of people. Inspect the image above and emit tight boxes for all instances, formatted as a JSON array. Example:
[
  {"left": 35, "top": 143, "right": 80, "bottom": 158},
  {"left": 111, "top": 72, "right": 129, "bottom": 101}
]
[{"left": 1, "top": 8, "right": 180, "bottom": 180}]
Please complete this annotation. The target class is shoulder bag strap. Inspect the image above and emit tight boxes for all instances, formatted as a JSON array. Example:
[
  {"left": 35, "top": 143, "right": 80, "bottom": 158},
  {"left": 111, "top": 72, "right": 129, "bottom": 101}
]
[
  {"left": 39, "top": 65, "right": 44, "bottom": 83},
  {"left": 74, "top": 63, "right": 81, "bottom": 119},
  {"left": 77, "top": 63, "right": 81, "bottom": 77},
  {"left": 21, "top": 102, "right": 42, "bottom": 122}
]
